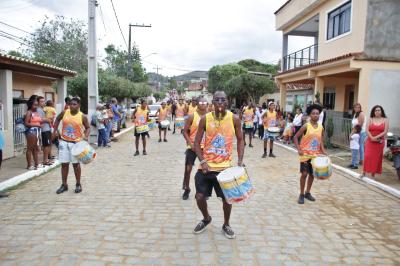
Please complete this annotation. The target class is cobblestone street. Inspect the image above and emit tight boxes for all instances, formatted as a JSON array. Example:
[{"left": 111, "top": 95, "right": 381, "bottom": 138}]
[{"left": 1, "top": 130, "right": 400, "bottom": 265}]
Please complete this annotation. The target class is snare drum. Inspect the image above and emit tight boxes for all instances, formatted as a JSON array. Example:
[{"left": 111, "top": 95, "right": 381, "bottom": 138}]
[
  {"left": 148, "top": 119, "right": 156, "bottom": 130},
  {"left": 136, "top": 124, "right": 149, "bottom": 134},
  {"left": 311, "top": 156, "right": 332, "bottom": 180},
  {"left": 217, "top": 166, "right": 255, "bottom": 204},
  {"left": 160, "top": 120, "right": 170, "bottom": 129},
  {"left": 71, "top": 141, "right": 97, "bottom": 164},
  {"left": 267, "top": 127, "right": 280, "bottom": 138},
  {"left": 175, "top": 117, "right": 185, "bottom": 129}
]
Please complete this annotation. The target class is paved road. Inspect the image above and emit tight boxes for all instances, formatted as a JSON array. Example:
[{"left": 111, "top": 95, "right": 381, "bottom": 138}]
[{"left": 1, "top": 130, "right": 400, "bottom": 265}]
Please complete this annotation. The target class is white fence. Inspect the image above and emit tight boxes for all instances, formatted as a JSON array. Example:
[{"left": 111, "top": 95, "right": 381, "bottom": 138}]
[{"left": 13, "top": 104, "right": 27, "bottom": 154}]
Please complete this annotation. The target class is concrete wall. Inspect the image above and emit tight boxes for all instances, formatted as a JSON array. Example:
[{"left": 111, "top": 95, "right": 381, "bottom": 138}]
[
  {"left": 368, "top": 69, "right": 400, "bottom": 134},
  {"left": 12, "top": 73, "right": 57, "bottom": 103},
  {"left": 364, "top": 0, "right": 400, "bottom": 61}
]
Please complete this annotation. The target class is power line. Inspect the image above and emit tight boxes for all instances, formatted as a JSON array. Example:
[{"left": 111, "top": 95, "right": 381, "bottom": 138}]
[
  {"left": 0, "top": 20, "right": 33, "bottom": 35},
  {"left": 0, "top": 30, "right": 26, "bottom": 42},
  {"left": 110, "top": 0, "right": 128, "bottom": 50},
  {"left": 97, "top": 1, "right": 107, "bottom": 34},
  {"left": 0, "top": 33, "right": 33, "bottom": 48}
]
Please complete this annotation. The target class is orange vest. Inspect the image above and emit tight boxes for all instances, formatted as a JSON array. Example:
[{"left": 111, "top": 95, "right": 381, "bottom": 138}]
[
  {"left": 202, "top": 111, "right": 235, "bottom": 171},
  {"left": 263, "top": 110, "right": 277, "bottom": 128},
  {"left": 299, "top": 122, "right": 323, "bottom": 162},
  {"left": 176, "top": 104, "right": 185, "bottom": 118},
  {"left": 61, "top": 109, "right": 84, "bottom": 142},
  {"left": 135, "top": 108, "right": 149, "bottom": 126},
  {"left": 243, "top": 107, "right": 254, "bottom": 128},
  {"left": 188, "top": 105, "right": 197, "bottom": 115},
  {"left": 158, "top": 107, "right": 168, "bottom": 121},
  {"left": 189, "top": 111, "right": 205, "bottom": 148}
]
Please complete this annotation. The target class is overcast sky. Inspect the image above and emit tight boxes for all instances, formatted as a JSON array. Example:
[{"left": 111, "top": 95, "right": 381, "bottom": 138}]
[{"left": 0, "top": 0, "right": 313, "bottom": 76}]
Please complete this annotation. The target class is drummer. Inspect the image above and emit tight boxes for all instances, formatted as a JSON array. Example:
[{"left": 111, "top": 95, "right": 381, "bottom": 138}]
[
  {"left": 51, "top": 96, "right": 90, "bottom": 194},
  {"left": 186, "top": 97, "right": 198, "bottom": 116},
  {"left": 156, "top": 101, "right": 168, "bottom": 142},
  {"left": 182, "top": 96, "right": 208, "bottom": 200},
  {"left": 262, "top": 102, "right": 277, "bottom": 158},
  {"left": 173, "top": 98, "right": 186, "bottom": 134},
  {"left": 293, "top": 104, "right": 327, "bottom": 204},
  {"left": 241, "top": 103, "right": 255, "bottom": 147},
  {"left": 193, "top": 91, "right": 244, "bottom": 239},
  {"left": 132, "top": 99, "right": 150, "bottom": 156}
]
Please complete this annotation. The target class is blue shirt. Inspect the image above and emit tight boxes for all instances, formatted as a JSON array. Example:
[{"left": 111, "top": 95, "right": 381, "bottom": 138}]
[{"left": 112, "top": 105, "right": 120, "bottom": 121}]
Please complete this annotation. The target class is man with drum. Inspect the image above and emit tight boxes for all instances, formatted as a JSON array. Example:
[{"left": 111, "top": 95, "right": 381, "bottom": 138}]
[
  {"left": 173, "top": 98, "right": 186, "bottom": 134},
  {"left": 52, "top": 97, "right": 90, "bottom": 194},
  {"left": 182, "top": 96, "right": 208, "bottom": 200},
  {"left": 193, "top": 91, "right": 244, "bottom": 239},
  {"left": 156, "top": 101, "right": 169, "bottom": 142},
  {"left": 294, "top": 104, "right": 327, "bottom": 204},
  {"left": 186, "top": 97, "right": 198, "bottom": 116},
  {"left": 262, "top": 102, "right": 278, "bottom": 158},
  {"left": 241, "top": 102, "right": 256, "bottom": 147},
  {"left": 132, "top": 99, "right": 150, "bottom": 156}
]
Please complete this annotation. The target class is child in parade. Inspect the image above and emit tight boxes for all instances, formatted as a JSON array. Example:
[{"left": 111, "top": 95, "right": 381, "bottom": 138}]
[{"left": 294, "top": 104, "right": 327, "bottom": 204}]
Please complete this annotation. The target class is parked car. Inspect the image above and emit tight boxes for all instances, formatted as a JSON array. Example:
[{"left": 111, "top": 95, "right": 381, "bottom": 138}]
[{"left": 148, "top": 104, "right": 161, "bottom": 122}]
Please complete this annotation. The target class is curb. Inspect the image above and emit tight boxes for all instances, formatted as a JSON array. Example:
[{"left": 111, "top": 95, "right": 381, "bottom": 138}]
[
  {"left": 0, "top": 125, "right": 135, "bottom": 192},
  {"left": 274, "top": 142, "right": 400, "bottom": 199}
]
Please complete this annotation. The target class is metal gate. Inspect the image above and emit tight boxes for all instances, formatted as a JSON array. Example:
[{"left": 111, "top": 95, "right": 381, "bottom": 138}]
[{"left": 13, "top": 104, "right": 27, "bottom": 154}]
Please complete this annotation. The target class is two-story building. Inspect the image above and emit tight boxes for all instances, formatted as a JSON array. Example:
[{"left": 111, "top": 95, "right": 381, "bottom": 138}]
[{"left": 275, "top": 0, "right": 400, "bottom": 134}]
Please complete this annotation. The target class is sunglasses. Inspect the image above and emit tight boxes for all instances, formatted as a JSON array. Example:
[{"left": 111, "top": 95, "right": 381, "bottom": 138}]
[{"left": 198, "top": 101, "right": 208, "bottom": 105}]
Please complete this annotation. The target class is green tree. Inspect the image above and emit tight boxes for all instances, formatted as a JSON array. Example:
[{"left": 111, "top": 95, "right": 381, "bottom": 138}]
[
  {"left": 25, "top": 15, "right": 88, "bottom": 72},
  {"left": 208, "top": 63, "right": 247, "bottom": 93},
  {"left": 7, "top": 50, "right": 25, "bottom": 58},
  {"left": 168, "top": 78, "right": 178, "bottom": 89}
]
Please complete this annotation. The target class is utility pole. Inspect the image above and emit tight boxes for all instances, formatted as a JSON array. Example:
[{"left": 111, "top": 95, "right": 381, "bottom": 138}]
[
  {"left": 88, "top": 0, "right": 98, "bottom": 144},
  {"left": 153, "top": 66, "right": 162, "bottom": 91},
  {"left": 128, "top": 23, "right": 151, "bottom": 79}
]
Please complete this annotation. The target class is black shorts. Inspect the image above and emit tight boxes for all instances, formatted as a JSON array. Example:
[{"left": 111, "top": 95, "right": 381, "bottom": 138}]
[
  {"left": 41, "top": 131, "right": 52, "bottom": 147},
  {"left": 195, "top": 171, "right": 225, "bottom": 199},
  {"left": 242, "top": 127, "right": 253, "bottom": 134},
  {"left": 185, "top": 149, "right": 197, "bottom": 166},
  {"left": 300, "top": 159, "right": 313, "bottom": 174},
  {"left": 134, "top": 129, "right": 149, "bottom": 137},
  {"left": 158, "top": 124, "right": 167, "bottom": 130}
]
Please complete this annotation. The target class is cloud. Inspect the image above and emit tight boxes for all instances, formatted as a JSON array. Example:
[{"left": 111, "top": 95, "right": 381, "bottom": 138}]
[{"left": 0, "top": 0, "right": 311, "bottom": 76}]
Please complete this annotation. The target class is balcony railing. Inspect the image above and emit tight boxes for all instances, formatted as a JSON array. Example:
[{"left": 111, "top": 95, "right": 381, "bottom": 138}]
[{"left": 283, "top": 44, "right": 318, "bottom": 71}]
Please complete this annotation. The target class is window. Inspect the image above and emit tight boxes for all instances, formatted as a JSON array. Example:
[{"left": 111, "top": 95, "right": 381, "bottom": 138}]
[
  {"left": 327, "top": 1, "right": 351, "bottom": 40},
  {"left": 45, "top": 92, "right": 54, "bottom": 102},
  {"left": 13, "top": 90, "right": 24, "bottom": 99},
  {"left": 323, "top": 88, "right": 336, "bottom": 110}
]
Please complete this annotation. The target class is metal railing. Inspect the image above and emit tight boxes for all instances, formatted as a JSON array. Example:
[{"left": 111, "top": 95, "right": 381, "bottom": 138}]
[
  {"left": 13, "top": 104, "right": 27, "bottom": 154},
  {"left": 283, "top": 44, "right": 318, "bottom": 71},
  {"left": 326, "top": 113, "right": 352, "bottom": 148}
]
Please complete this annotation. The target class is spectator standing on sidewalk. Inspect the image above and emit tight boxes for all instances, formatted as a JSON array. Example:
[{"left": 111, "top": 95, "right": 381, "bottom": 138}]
[
  {"left": 37, "top": 96, "right": 53, "bottom": 166},
  {"left": 363, "top": 105, "right": 389, "bottom": 178},
  {"left": 105, "top": 103, "right": 113, "bottom": 143},
  {"left": 256, "top": 105, "right": 264, "bottom": 139},
  {"left": 111, "top": 98, "right": 122, "bottom": 134},
  {"left": 24, "top": 96, "right": 43, "bottom": 170},
  {"left": 95, "top": 104, "right": 108, "bottom": 147},
  {"left": 349, "top": 125, "right": 361, "bottom": 169},
  {"left": 293, "top": 107, "right": 303, "bottom": 135},
  {"left": 351, "top": 103, "right": 367, "bottom": 165}
]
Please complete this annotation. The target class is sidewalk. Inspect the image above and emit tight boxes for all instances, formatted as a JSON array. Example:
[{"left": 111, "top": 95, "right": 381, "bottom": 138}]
[
  {"left": 0, "top": 124, "right": 135, "bottom": 192},
  {"left": 273, "top": 138, "right": 400, "bottom": 196}
]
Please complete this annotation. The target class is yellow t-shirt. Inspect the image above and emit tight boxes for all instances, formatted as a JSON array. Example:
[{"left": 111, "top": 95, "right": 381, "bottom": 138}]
[{"left": 44, "top": 106, "right": 56, "bottom": 119}]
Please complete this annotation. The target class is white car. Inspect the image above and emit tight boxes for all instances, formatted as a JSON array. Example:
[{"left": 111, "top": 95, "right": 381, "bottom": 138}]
[{"left": 148, "top": 104, "right": 161, "bottom": 122}]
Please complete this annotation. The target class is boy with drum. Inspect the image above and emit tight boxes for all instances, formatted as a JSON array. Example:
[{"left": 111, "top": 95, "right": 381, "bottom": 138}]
[
  {"left": 132, "top": 99, "right": 150, "bottom": 156},
  {"left": 156, "top": 102, "right": 169, "bottom": 142},
  {"left": 182, "top": 97, "right": 208, "bottom": 200},
  {"left": 52, "top": 97, "right": 90, "bottom": 194},
  {"left": 262, "top": 102, "right": 278, "bottom": 158},
  {"left": 241, "top": 103, "right": 255, "bottom": 147},
  {"left": 173, "top": 98, "right": 186, "bottom": 134},
  {"left": 193, "top": 91, "right": 244, "bottom": 239},
  {"left": 293, "top": 104, "right": 327, "bottom": 204}
]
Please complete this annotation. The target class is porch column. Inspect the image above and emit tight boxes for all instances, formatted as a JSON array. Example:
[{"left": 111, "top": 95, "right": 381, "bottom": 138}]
[
  {"left": 0, "top": 69, "right": 15, "bottom": 158},
  {"left": 314, "top": 76, "right": 324, "bottom": 105},
  {"left": 56, "top": 78, "right": 67, "bottom": 114},
  {"left": 282, "top": 34, "right": 288, "bottom": 71},
  {"left": 358, "top": 68, "right": 370, "bottom": 112},
  {"left": 279, "top": 82, "right": 286, "bottom": 112}
]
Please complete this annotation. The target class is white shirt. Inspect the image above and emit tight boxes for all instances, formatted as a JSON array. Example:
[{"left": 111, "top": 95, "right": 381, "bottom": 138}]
[
  {"left": 293, "top": 113, "right": 303, "bottom": 126},
  {"left": 350, "top": 133, "right": 360, "bottom": 150},
  {"left": 318, "top": 111, "right": 324, "bottom": 125}
]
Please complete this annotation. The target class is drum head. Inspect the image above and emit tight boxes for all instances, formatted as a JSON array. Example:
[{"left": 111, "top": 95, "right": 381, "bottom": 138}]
[
  {"left": 268, "top": 127, "right": 280, "bottom": 133},
  {"left": 312, "top": 156, "right": 330, "bottom": 167},
  {"left": 71, "top": 141, "right": 88, "bottom": 156},
  {"left": 217, "top": 166, "right": 244, "bottom": 182}
]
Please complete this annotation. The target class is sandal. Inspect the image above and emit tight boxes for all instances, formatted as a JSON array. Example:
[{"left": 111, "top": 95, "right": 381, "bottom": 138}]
[
  {"left": 43, "top": 161, "right": 53, "bottom": 166},
  {"left": 27, "top": 166, "right": 35, "bottom": 170}
]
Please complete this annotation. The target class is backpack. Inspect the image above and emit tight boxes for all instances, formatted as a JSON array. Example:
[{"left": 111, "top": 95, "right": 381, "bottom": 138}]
[
  {"left": 90, "top": 113, "right": 97, "bottom": 127},
  {"left": 15, "top": 117, "right": 26, "bottom": 133}
]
